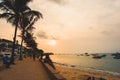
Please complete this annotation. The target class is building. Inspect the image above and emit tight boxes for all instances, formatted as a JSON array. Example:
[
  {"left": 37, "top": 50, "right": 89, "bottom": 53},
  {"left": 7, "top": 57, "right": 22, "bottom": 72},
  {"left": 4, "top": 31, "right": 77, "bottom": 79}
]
[{"left": 0, "top": 39, "right": 19, "bottom": 58}]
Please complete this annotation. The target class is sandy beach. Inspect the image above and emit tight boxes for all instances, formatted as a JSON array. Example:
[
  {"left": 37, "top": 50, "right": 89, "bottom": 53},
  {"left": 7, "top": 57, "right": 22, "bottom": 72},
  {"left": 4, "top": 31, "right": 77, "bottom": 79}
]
[{"left": 55, "top": 64, "right": 120, "bottom": 80}]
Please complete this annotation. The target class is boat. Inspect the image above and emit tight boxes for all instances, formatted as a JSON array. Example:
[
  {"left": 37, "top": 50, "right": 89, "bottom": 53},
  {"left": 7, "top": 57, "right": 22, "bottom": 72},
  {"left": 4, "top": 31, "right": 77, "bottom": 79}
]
[
  {"left": 112, "top": 52, "right": 120, "bottom": 59},
  {"left": 92, "top": 54, "right": 102, "bottom": 59},
  {"left": 84, "top": 53, "right": 90, "bottom": 56}
]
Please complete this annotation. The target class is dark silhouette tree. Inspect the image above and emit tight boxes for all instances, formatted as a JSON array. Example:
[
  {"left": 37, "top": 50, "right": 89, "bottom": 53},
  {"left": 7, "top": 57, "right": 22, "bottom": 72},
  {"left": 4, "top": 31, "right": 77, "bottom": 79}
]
[
  {"left": 0, "top": 0, "right": 41, "bottom": 63},
  {"left": 18, "top": 10, "right": 42, "bottom": 60},
  {"left": 23, "top": 31, "right": 39, "bottom": 58},
  {"left": 24, "top": 32, "right": 37, "bottom": 50}
]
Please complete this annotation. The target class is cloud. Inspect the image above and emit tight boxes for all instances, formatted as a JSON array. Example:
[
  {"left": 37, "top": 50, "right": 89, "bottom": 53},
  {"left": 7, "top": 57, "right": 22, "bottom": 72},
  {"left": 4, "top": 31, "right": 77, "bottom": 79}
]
[
  {"left": 47, "top": 0, "right": 67, "bottom": 5},
  {"left": 101, "top": 30, "right": 112, "bottom": 35},
  {"left": 36, "top": 31, "right": 48, "bottom": 39},
  {"left": 36, "top": 31, "right": 59, "bottom": 40},
  {"left": 88, "top": 26, "right": 93, "bottom": 30}
]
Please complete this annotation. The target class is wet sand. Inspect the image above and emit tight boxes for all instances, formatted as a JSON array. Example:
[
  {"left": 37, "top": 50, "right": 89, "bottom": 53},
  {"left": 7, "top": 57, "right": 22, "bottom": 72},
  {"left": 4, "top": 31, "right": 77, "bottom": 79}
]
[{"left": 55, "top": 64, "right": 120, "bottom": 80}]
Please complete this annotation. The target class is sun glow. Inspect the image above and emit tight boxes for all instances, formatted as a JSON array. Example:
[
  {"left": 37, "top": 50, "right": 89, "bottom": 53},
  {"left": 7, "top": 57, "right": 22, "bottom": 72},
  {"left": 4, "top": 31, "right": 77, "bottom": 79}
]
[{"left": 48, "top": 40, "right": 57, "bottom": 46}]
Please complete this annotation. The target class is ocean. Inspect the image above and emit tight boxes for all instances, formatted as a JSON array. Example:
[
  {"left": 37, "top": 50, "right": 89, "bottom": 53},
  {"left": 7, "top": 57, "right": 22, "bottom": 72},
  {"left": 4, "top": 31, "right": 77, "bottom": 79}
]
[{"left": 50, "top": 53, "right": 120, "bottom": 75}]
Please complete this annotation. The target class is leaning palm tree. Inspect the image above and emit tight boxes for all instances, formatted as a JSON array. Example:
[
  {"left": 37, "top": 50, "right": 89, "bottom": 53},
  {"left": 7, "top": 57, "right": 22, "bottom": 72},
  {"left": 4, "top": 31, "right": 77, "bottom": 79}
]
[
  {"left": 23, "top": 31, "right": 37, "bottom": 51},
  {"left": 18, "top": 10, "right": 42, "bottom": 60},
  {"left": 0, "top": 0, "right": 33, "bottom": 64},
  {"left": 18, "top": 26, "right": 35, "bottom": 60},
  {"left": 23, "top": 32, "right": 37, "bottom": 57},
  {"left": 25, "top": 32, "right": 37, "bottom": 48}
]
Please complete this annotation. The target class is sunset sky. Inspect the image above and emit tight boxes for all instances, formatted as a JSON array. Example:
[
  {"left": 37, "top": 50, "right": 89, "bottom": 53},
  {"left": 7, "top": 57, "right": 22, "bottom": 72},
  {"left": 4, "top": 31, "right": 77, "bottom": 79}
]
[{"left": 0, "top": 0, "right": 120, "bottom": 53}]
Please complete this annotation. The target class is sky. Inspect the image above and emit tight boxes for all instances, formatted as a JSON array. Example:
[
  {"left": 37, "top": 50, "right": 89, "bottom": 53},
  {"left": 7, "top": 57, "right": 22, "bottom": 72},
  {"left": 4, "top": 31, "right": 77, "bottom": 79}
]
[{"left": 0, "top": 0, "right": 120, "bottom": 53}]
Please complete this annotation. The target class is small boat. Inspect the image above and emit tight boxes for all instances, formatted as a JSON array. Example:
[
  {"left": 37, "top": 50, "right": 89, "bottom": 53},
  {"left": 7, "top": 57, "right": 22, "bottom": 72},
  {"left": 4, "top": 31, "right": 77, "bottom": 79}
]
[
  {"left": 92, "top": 54, "right": 102, "bottom": 59},
  {"left": 112, "top": 52, "right": 120, "bottom": 59},
  {"left": 84, "top": 53, "right": 90, "bottom": 56}
]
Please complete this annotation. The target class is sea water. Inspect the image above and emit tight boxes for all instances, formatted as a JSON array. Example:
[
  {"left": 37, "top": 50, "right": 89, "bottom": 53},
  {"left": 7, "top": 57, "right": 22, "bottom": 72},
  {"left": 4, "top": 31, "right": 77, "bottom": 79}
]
[{"left": 50, "top": 53, "right": 120, "bottom": 75}]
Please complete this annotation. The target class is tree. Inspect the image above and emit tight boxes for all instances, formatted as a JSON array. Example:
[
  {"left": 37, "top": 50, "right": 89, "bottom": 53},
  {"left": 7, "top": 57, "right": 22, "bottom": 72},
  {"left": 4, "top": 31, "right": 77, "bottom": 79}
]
[
  {"left": 24, "top": 32, "right": 38, "bottom": 56},
  {"left": 0, "top": 0, "right": 33, "bottom": 64},
  {"left": 18, "top": 10, "right": 42, "bottom": 60},
  {"left": 24, "top": 32, "right": 37, "bottom": 50}
]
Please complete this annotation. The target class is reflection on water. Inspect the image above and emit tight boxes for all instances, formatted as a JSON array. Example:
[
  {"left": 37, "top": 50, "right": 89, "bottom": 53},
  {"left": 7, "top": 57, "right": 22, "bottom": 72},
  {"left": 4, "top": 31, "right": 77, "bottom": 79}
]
[{"left": 50, "top": 54, "right": 120, "bottom": 73}]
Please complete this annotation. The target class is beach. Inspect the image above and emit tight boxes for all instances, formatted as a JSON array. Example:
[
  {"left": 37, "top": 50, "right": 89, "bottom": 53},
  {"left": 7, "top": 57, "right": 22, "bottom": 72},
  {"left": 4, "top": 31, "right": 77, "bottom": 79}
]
[{"left": 55, "top": 64, "right": 120, "bottom": 80}]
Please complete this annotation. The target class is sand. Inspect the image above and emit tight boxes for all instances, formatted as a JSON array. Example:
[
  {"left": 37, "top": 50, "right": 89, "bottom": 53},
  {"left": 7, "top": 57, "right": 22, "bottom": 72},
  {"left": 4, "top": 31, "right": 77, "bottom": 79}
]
[{"left": 55, "top": 64, "right": 120, "bottom": 80}]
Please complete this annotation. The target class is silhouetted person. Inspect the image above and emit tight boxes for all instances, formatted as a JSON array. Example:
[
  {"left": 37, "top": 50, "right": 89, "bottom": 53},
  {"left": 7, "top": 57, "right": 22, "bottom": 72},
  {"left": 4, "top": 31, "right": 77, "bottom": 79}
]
[
  {"left": 2, "top": 55, "right": 10, "bottom": 68},
  {"left": 39, "top": 54, "right": 43, "bottom": 60},
  {"left": 44, "top": 54, "right": 56, "bottom": 69}
]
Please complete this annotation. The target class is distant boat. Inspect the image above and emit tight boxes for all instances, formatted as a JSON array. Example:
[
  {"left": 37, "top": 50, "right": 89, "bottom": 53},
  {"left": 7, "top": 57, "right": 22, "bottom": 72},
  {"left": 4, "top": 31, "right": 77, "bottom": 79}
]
[
  {"left": 93, "top": 55, "right": 102, "bottom": 59},
  {"left": 77, "top": 54, "right": 84, "bottom": 56},
  {"left": 112, "top": 52, "right": 120, "bottom": 59},
  {"left": 80, "top": 54, "right": 84, "bottom": 56},
  {"left": 92, "top": 54, "right": 103, "bottom": 59},
  {"left": 100, "top": 54, "right": 107, "bottom": 57},
  {"left": 84, "top": 53, "right": 90, "bottom": 56},
  {"left": 91, "top": 54, "right": 107, "bottom": 59}
]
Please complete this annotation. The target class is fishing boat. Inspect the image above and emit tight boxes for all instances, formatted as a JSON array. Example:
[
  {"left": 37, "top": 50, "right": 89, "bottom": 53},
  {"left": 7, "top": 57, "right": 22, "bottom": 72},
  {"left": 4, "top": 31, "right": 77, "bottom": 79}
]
[{"left": 92, "top": 54, "right": 102, "bottom": 59}]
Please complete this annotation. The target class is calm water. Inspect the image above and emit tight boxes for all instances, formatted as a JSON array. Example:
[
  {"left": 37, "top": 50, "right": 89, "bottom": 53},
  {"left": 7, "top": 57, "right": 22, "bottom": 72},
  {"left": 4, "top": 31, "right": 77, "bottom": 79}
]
[{"left": 50, "top": 54, "right": 120, "bottom": 74}]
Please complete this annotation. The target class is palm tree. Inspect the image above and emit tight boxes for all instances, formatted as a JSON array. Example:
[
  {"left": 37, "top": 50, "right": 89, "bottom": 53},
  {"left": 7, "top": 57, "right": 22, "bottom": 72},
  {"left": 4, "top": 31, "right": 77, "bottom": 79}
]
[
  {"left": 24, "top": 32, "right": 37, "bottom": 49},
  {"left": 23, "top": 31, "right": 40, "bottom": 60},
  {"left": 18, "top": 26, "right": 35, "bottom": 60},
  {"left": 0, "top": 0, "right": 34, "bottom": 64},
  {"left": 18, "top": 10, "right": 42, "bottom": 60}
]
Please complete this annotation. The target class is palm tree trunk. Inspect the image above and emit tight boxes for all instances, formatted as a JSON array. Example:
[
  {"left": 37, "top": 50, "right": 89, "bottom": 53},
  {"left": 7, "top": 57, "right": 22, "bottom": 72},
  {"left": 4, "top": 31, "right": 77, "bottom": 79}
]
[
  {"left": 19, "top": 28, "right": 25, "bottom": 60},
  {"left": 10, "top": 25, "right": 18, "bottom": 64},
  {"left": 19, "top": 37, "right": 24, "bottom": 60}
]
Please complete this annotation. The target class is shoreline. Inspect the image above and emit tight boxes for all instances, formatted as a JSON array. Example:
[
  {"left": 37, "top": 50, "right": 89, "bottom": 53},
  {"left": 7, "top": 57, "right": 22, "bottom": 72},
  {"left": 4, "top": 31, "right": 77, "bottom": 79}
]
[
  {"left": 54, "top": 62, "right": 120, "bottom": 76},
  {"left": 54, "top": 63, "right": 120, "bottom": 80}
]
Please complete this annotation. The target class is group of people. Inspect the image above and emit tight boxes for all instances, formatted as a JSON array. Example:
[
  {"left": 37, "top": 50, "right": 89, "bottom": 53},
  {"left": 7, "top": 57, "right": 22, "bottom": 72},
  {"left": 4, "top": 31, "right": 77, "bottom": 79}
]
[
  {"left": 43, "top": 54, "right": 56, "bottom": 69},
  {"left": 2, "top": 52, "right": 55, "bottom": 70},
  {"left": 33, "top": 53, "right": 56, "bottom": 69}
]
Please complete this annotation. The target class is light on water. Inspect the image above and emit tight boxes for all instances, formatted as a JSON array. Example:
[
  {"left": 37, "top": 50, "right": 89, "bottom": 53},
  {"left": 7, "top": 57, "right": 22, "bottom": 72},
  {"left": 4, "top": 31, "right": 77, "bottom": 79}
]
[{"left": 51, "top": 54, "right": 120, "bottom": 73}]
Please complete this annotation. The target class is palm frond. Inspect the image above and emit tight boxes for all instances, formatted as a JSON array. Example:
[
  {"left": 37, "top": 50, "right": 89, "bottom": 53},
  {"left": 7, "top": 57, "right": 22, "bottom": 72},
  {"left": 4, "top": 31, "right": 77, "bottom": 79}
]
[
  {"left": 0, "top": 0, "right": 14, "bottom": 12},
  {"left": 24, "top": 10, "right": 43, "bottom": 20},
  {"left": 15, "top": 0, "right": 32, "bottom": 7},
  {"left": 26, "top": 26, "right": 35, "bottom": 31},
  {"left": 0, "top": 13, "right": 15, "bottom": 24},
  {"left": 18, "top": 34, "right": 22, "bottom": 37},
  {"left": 0, "top": 3, "right": 9, "bottom": 12},
  {"left": 15, "top": 0, "right": 32, "bottom": 12},
  {"left": 0, "top": 13, "right": 10, "bottom": 18}
]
